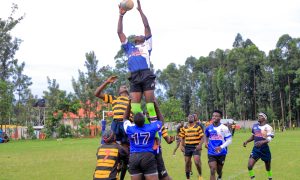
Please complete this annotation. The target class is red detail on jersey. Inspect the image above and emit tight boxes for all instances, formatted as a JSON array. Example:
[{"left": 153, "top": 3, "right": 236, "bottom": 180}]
[{"left": 103, "top": 149, "right": 111, "bottom": 161}]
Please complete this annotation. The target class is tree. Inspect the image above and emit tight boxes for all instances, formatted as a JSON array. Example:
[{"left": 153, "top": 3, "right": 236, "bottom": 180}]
[
  {"left": 0, "top": 80, "right": 13, "bottom": 128},
  {"left": 158, "top": 97, "right": 185, "bottom": 122},
  {"left": 0, "top": 4, "right": 26, "bottom": 129},
  {"left": 0, "top": 4, "right": 24, "bottom": 81},
  {"left": 43, "top": 77, "right": 67, "bottom": 137},
  {"left": 232, "top": 33, "right": 244, "bottom": 48},
  {"left": 12, "top": 61, "right": 32, "bottom": 125}
]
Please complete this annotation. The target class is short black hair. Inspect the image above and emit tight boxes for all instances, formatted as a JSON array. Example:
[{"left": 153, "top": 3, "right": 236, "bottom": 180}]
[
  {"left": 213, "top": 110, "right": 223, "bottom": 117},
  {"left": 102, "top": 129, "right": 114, "bottom": 144},
  {"left": 134, "top": 112, "right": 145, "bottom": 127}
]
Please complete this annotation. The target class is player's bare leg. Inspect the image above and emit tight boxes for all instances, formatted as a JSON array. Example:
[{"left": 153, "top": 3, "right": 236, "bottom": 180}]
[
  {"left": 130, "top": 92, "right": 143, "bottom": 114},
  {"left": 264, "top": 161, "right": 272, "bottom": 180},
  {"left": 208, "top": 161, "right": 217, "bottom": 180},
  {"left": 185, "top": 156, "right": 192, "bottom": 180},
  {"left": 216, "top": 163, "right": 224, "bottom": 179},
  {"left": 131, "top": 174, "right": 143, "bottom": 180},
  {"left": 144, "top": 174, "right": 159, "bottom": 180},
  {"left": 193, "top": 155, "right": 202, "bottom": 178},
  {"left": 248, "top": 158, "right": 257, "bottom": 179}
]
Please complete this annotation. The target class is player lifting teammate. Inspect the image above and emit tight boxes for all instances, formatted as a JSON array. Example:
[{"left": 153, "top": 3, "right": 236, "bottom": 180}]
[
  {"left": 94, "top": 76, "right": 130, "bottom": 180},
  {"left": 118, "top": 0, "right": 157, "bottom": 119},
  {"left": 123, "top": 101, "right": 163, "bottom": 180}
]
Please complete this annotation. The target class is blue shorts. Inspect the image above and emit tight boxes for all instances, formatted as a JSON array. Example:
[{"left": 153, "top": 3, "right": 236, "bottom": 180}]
[
  {"left": 111, "top": 120, "right": 129, "bottom": 145},
  {"left": 250, "top": 146, "right": 271, "bottom": 162}
]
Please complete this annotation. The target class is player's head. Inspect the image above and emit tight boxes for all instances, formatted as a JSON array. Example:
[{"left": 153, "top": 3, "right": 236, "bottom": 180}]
[
  {"left": 133, "top": 35, "right": 145, "bottom": 45},
  {"left": 180, "top": 121, "right": 184, "bottom": 126},
  {"left": 188, "top": 114, "right": 195, "bottom": 123},
  {"left": 134, "top": 112, "right": 145, "bottom": 127},
  {"left": 258, "top": 112, "right": 267, "bottom": 123},
  {"left": 102, "top": 129, "right": 115, "bottom": 144},
  {"left": 118, "top": 84, "right": 129, "bottom": 96},
  {"left": 192, "top": 114, "right": 198, "bottom": 121},
  {"left": 212, "top": 110, "right": 223, "bottom": 123}
]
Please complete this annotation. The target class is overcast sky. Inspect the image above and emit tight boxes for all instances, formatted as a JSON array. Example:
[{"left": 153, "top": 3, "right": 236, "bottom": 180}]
[{"left": 1, "top": 0, "right": 299, "bottom": 97}]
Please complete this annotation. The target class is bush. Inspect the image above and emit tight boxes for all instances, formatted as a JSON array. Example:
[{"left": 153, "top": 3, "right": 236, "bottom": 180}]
[
  {"left": 27, "top": 125, "right": 35, "bottom": 139},
  {"left": 58, "top": 124, "right": 73, "bottom": 138}
]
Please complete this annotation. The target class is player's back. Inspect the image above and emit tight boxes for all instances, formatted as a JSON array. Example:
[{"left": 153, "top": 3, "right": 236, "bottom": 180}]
[
  {"left": 94, "top": 143, "right": 122, "bottom": 180},
  {"left": 126, "top": 121, "right": 162, "bottom": 153}
]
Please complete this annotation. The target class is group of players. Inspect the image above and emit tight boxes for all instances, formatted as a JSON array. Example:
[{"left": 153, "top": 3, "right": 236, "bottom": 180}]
[{"left": 92, "top": 1, "right": 275, "bottom": 180}]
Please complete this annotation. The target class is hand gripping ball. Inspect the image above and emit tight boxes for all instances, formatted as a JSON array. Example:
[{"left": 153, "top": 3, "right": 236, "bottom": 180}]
[{"left": 120, "top": 0, "right": 134, "bottom": 11}]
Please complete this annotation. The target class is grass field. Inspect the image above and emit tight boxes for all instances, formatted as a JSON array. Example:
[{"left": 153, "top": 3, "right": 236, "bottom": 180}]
[{"left": 0, "top": 129, "right": 299, "bottom": 180}]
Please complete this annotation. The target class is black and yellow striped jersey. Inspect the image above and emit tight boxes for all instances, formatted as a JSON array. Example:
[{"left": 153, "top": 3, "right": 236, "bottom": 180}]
[
  {"left": 93, "top": 143, "right": 128, "bottom": 180},
  {"left": 179, "top": 124, "right": 204, "bottom": 146},
  {"left": 103, "top": 94, "right": 131, "bottom": 121},
  {"left": 176, "top": 125, "right": 183, "bottom": 134},
  {"left": 161, "top": 126, "right": 168, "bottom": 138}
]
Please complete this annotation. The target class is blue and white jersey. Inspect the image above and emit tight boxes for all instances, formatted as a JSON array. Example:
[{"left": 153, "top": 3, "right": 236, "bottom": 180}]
[
  {"left": 205, "top": 123, "right": 232, "bottom": 156},
  {"left": 124, "top": 119, "right": 162, "bottom": 153},
  {"left": 122, "top": 36, "right": 152, "bottom": 72},
  {"left": 252, "top": 123, "right": 274, "bottom": 147}
]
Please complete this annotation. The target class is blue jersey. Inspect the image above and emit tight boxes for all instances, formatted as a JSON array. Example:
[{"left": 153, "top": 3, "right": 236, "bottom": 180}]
[
  {"left": 124, "top": 119, "right": 162, "bottom": 153},
  {"left": 122, "top": 36, "right": 152, "bottom": 72},
  {"left": 205, "top": 123, "right": 232, "bottom": 156},
  {"left": 252, "top": 123, "right": 274, "bottom": 148}
]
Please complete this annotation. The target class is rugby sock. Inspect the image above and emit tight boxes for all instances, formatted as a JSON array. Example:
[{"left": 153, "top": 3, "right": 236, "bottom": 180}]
[
  {"left": 267, "top": 170, "right": 272, "bottom": 179},
  {"left": 131, "top": 103, "right": 142, "bottom": 114},
  {"left": 249, "top": 169, "right": 255, "bottom": 179},
  {"left": 144, "top": 116, "right": 150, "bottom": 124},
  {"left": 146, "top": 102, "right": 157, "bottom": 120},
  {"left": 185, "top": 172, "right": 190, "bottom": 179}
]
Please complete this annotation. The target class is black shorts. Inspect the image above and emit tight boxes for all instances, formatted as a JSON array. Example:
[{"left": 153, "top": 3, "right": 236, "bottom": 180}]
[
  {"left": 208, "top": 155, "right": 226, "bottom": 165},
  {"left": 156, "top": 152, "right": 168, "bottom": 179},
  {"left": 184, "top": 146, "right": 200, "bottom": 157},
  {"left": 129, "top": 152, "right": 158, "bottom": 176},
  {"left": 128, "top": 69, "right": 156, "bottom": 92},
  {"left": 250, "top": 146, "right": 271, "bottom": 162},
  {"left": 110, "top": 120, "right": 129, "bottom": 145}
]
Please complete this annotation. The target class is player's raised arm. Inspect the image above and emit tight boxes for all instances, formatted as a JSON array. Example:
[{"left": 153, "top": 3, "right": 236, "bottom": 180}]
[
  {"left": 136, "top": 0, "right": 151, "bottom": 37},
  {"left": 94, "top": 76, "right": 117, "bottom": 99},
  {"left": 117, "top": 5, "right": 127, "bottom": 43},
  {"left": 153, "top": 99, "right": 164, "bottom": 123}
]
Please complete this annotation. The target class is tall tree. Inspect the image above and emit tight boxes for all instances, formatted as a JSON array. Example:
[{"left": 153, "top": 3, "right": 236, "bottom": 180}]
[
  {"left": 12, "top": 61, "right": 32, "bottom": 125},
  {"left": 0, "top": 4, "right": 26, "bottom": 129}
]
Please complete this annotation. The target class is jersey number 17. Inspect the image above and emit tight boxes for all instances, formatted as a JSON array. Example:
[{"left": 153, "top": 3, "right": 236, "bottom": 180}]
[{"left": 131, "top": 132, "right": 150, "bottom": 145}]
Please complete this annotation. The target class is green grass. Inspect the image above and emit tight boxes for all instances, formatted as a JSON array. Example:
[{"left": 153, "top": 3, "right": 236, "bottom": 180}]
[{"left": 0, "top": 129, "right": 299, "bottom": 180}]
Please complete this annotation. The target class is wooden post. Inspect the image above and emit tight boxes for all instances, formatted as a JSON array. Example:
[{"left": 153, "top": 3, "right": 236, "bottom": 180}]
[{"left": 273, "top": 119, "right": 275, "bottom": 132}]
